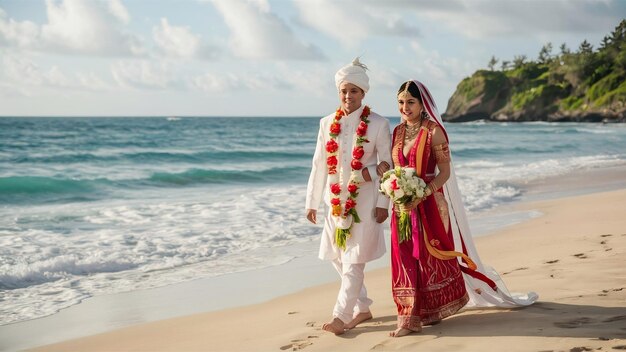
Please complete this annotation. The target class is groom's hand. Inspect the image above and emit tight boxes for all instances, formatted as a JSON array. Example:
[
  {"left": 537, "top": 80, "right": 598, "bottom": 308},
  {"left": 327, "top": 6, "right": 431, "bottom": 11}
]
[
  {"left": 306, "top": 209, "right": 317, "bottom": 224},
  {"left": 375, "top": 207, "right": 388, "bottom": 223},
  {"left": 376, "top": 161, "right": 390, "bottom": 177}
]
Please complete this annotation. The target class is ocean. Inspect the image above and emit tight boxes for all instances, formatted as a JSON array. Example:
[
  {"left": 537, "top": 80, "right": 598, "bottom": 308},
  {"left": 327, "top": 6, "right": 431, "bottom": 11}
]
[{"left": 1, "top": 116, "right": 625, "bottom": 326}]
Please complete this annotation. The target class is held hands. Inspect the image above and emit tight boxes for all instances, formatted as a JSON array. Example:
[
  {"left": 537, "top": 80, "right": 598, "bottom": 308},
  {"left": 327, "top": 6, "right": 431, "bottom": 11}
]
[{"left": 376, "top": 161, "right": 390, "bottom": 177}]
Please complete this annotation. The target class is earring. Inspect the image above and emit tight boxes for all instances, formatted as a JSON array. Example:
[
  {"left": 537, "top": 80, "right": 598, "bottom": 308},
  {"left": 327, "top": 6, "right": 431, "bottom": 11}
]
[{"left": 421, "top": 110, "right": 429, "bottom": 120}]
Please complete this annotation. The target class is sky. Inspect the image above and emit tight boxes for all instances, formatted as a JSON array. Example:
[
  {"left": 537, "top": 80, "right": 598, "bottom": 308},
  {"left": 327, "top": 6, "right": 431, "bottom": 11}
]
[{"left": 0, "top": 0, "right": 623, "bottom": 117}]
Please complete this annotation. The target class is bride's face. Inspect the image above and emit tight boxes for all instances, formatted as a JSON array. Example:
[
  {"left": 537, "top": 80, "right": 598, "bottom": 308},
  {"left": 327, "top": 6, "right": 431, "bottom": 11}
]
[{"left": 398, "top": 92, "right": 423, "bottom": 124}]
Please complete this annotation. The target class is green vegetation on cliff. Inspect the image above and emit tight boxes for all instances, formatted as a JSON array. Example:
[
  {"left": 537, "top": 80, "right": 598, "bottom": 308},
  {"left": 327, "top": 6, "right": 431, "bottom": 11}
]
[{"left": 444, "top": 20, "right": 626, "bottom": 122}]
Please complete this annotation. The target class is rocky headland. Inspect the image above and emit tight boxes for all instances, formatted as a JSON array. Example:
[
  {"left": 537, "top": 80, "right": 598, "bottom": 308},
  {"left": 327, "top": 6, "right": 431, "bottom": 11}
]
[{"left": 443, "top": 20, "right": 626, "bottom": 123}]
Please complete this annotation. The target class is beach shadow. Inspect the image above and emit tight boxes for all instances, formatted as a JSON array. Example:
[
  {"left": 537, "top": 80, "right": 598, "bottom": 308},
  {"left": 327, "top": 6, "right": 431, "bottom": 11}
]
[{"left": 345, "top": 301, "right": 626, "bottom": 340}]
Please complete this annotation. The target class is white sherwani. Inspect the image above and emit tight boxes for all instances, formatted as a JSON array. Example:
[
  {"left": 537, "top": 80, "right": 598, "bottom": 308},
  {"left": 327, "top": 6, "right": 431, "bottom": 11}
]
[{"left": 306, "top": 105, "right": 392, "bottom": 264}]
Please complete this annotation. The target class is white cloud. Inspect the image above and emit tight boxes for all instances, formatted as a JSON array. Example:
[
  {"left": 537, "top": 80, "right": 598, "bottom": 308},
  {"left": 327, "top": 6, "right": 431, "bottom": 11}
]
[
  {"left": 293, "top": 0, "right": 420, "bottom": 46},
  {"left": 191, "top": 70, "right": 292, "bottom": 93},
  {"left": 0, "top": 8, "right": 41, "bottom": 48},
  {"left": 41, "top": 0, "right": 142, "bottom": 55},
  {"left": 76, "top": 72, "right": 112, "bottom": 91},
  {"left": 384, "top": 0, "right": 624, "bottom": 40},
  {"left": 191, "top": 72, "right": 242, "bottom": 92},
  {"left": 107, "top": 0, "right": 130, "bottom": 24},
  {"left": 210, "top": 0, "right": 325, "bottom": 60},
  {"left": 111, "top": 60, "right": 179, "bottom": 90},
  {"left": 311, "top": 0, "right": 622, "bottom": 42},
  {"left": 4, "top": 54, "right": 67, "bottom": 87},
  {"left": 0, "top": 0, "right": 142, "bottom": 56},
  {"left": 190, "top": 63, "right": 337, "bottom": 94},
  {"left": 153, "top": 18, "right": 201, "bottom": 58},
  {"left": 1, "top": 53, "right": 113, "bottom": 93}
]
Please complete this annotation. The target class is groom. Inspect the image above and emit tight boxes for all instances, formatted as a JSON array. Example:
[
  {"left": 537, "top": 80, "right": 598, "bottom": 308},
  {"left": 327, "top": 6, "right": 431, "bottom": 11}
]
[{"left": 305, "top": 58, "right": 392, "bottom": 335}]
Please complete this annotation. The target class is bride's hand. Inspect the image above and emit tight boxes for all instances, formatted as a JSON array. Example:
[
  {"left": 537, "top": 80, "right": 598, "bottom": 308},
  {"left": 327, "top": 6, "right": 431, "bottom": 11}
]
[
  {"left": 376, "top": 161, "right": 390, "bottom": 177},
  {"left": 396, "top": 198, "right": 420, "bottom": 213}
]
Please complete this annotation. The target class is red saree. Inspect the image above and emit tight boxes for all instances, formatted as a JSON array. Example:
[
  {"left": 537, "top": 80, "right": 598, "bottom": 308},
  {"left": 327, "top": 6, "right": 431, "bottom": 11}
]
[{"left": 390, "top": 120, "right": 469, "bottom": 331}]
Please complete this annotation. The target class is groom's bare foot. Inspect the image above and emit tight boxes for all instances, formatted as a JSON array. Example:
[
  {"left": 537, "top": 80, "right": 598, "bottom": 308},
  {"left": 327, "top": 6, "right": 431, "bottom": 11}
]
[
  {"left": 322, "top": 317, "right": 345, "bottom": 335},
  {"left": 389, "top": 327, "right": 420, "bottom": 337},
  {"left": 345, "top": 311, "right": 373, "bottom": 329}
]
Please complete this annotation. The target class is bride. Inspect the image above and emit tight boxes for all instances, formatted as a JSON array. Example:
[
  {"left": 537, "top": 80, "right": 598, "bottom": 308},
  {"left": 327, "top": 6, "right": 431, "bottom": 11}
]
[{"left": 379, "top": 80, "right": 538, "bottom": 337}]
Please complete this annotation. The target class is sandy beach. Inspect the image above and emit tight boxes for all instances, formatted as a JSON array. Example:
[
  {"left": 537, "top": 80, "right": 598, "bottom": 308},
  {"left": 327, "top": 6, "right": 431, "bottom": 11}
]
[{"left": 25, "top": 185, "right": 626, "bottom": 352}]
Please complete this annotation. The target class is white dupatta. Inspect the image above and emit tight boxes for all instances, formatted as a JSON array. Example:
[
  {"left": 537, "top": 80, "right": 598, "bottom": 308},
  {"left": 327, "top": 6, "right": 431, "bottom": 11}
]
[{"left": 412, "top": 80, "right": 538, "bottom": 308}]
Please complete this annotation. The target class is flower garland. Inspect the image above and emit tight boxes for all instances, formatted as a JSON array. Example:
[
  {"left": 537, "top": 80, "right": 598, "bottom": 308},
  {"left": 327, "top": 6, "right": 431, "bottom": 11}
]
[{"left": 325, "top": 105, "right": 370, "bottom": 250}]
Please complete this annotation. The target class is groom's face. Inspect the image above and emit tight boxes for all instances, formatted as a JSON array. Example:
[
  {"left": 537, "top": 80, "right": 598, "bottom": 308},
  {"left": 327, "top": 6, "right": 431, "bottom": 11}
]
[{"left": 338, "top": 82, "right": 365, "bottom": 115}]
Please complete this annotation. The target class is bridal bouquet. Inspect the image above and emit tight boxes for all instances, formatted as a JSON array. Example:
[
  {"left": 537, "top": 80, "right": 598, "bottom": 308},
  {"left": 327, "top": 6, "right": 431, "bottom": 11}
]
[{"left": 379, "top": 166, "right": 427, "bottom": 243}]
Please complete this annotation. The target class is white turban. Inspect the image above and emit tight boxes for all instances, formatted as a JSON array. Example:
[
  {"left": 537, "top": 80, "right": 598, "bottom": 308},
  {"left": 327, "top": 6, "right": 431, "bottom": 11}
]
[{"left": 334, "top": 57, "right": 369, "bottom": 93}]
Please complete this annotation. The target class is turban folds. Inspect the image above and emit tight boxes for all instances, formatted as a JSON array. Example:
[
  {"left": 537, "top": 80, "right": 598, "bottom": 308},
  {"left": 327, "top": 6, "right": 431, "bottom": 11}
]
[{"left": 334, "top": 57, "right": 369, "bottom": 93}]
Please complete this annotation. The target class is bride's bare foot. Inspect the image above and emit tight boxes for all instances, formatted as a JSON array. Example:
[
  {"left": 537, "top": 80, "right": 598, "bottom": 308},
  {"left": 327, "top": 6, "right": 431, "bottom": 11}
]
[
  {"left": 345, "top": 311, "right": 373, "bottom": 330},
  {"left": 322, "top": 317, "right": 346, "bottom": 335},
  {"left": 389, "top": 327, "right": 420, "bottom": 337}
]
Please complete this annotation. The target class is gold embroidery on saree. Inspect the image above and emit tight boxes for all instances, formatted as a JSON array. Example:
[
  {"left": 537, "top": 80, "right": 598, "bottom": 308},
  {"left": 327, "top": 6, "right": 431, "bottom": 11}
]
[
  {"left": 433, "top": 142, "right": 451, "bottom": 164},
  {"left": 434, "top": 192, "right": 450, "bottom": 233}
]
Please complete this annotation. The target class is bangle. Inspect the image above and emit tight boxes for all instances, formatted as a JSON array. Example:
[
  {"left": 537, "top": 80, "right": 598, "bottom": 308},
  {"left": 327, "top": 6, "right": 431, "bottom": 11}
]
[{"left": 428, "top": 183, "right": 437, "bottom": 195}]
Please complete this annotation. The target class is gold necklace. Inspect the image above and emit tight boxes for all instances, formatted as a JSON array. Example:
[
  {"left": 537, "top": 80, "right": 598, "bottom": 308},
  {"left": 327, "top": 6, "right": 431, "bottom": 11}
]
[{"left": 404, "top": 119, "right": 422, "bottom": 141}]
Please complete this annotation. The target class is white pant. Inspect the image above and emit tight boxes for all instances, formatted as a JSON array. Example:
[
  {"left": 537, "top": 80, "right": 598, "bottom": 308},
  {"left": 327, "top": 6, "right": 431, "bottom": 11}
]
[{"left": 331, "top": 258, "right": 373, "bottom": 324}]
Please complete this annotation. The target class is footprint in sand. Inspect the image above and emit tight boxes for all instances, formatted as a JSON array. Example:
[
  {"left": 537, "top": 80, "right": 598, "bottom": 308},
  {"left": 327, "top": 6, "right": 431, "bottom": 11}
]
[
  {"left": 544, "top": 259, "right": 559, "bottom": 264},
  {"left": 573, "top": 253, "right": 588, "bottom": 259},
  {"left": 502, "top": 267, "right": 529, "bottom": 275},
  {"left": 554, "top": 317, "right": 595, "bottom": 328},
  {"left": 569, "top": 347, "right": 593, "bottom": 352},
  {"left": 604, "top": 315, "right": 626, "bottom": 323},
  {"left": 370, "top": 343, "right": 388, "bottom": 350},
  {"left": 280, "top": 338, "right": 314, "bottom": 351},
  {"left": 612, "top": 346, "right": 626, "bottom": 350}
]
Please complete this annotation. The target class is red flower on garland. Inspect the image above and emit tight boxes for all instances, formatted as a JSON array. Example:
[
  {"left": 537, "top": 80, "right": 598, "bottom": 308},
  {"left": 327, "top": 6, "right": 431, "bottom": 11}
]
[
  {"left": 327, "top": 155, "right": 338, "bottom": 167},
  {"left": 356, "top": 121, "right": 368, "bottom": 137},
  {"left": 347, "top": 183, "right": 358, "bottom": 193},
  {"left": 344, "top": 199, "right": 356, "bottom": 211},
  {"left": 330, "top": 183, "right": 341, "bottom": 195},
  {"left": 330, "top": 122, "right": 341, "bottom": 136},
  {"left": 330, "top": 198, "right": 341, "bottom": 206},
  {"left": 351, "top": 159, "right": 363, "bottom": 170},
  {"left": 352, "top": 146, "right": 364, "bottom": 159},
  {"left": 326, "top": 139, "right": 338, "bottom": 153}
]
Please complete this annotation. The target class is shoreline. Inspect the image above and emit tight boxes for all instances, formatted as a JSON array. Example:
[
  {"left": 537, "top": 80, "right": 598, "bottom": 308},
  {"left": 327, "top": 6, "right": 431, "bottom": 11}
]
[
  {"left": 1, "top": 165, "right": 625, "bottom": 351},
  {"left": 27, "top": 187, "right": 626, "bottom": 352}
]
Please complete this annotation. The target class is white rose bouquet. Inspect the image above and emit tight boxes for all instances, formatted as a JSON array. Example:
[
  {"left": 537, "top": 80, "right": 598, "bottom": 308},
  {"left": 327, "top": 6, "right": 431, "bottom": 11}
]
[{"left": 379, "top": 166, "right": 427, "bottom": 243}]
